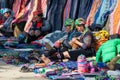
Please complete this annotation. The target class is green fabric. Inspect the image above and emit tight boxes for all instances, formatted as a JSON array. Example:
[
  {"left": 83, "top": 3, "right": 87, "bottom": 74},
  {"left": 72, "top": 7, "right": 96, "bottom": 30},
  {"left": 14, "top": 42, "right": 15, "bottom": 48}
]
[
  {"left": 75, "top": 18, "right": 85, "bottom": 26},
  {"left": 64, "top": 18, "right": 74, "bottom": 30},
  {"left": 102, "top": 52, "right": 116, "bottom": 63},
  {"left": 102, "top": 46, "right": 116, "bottom": 54},
  {"left": 117, "top": 44, "right": 120, "bottom": 54},
  {"left": 96, "top": 39, "right": 120, "bottom": 63}
]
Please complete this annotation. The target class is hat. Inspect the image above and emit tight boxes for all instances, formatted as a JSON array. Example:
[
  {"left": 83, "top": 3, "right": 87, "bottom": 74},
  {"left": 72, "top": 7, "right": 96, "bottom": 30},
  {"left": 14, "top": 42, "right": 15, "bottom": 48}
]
[
  {"left": 33, "top": 10, "right": 42, "bottom": 16},
  {"left": 64, "top": 18, "right": 74, "bottom": 30},
  {"left": 75, "top": 18, "right": 85, "bottom": 26},
  {"left": 0, "top": 8, "right": 11, "bottom": 15}
]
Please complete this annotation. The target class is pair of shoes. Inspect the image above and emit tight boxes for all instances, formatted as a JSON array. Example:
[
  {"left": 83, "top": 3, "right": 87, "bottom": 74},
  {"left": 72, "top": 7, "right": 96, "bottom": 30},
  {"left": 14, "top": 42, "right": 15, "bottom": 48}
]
[{"left": 20, "top": 66, "right": 33, "bottom": 72}]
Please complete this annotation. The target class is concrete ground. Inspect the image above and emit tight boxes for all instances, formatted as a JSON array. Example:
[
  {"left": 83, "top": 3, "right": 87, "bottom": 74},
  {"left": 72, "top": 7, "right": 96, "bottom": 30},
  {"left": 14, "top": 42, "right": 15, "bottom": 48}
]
[{"left": 0, "top": 61, "right": 48, "bottom": 80}]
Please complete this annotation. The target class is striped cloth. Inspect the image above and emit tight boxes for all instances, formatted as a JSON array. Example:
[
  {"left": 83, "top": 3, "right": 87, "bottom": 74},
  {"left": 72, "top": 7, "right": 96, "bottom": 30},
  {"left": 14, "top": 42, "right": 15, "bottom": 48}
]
[
  {"left": 12, "top": 0, "right": 31, "bottom": 23},
  {"left": 86, "top": 0, "right": 101, "bottom": 26},
  {"left": 24, "top": 0, "right": 48, "bottom": 32},
  {"left": 24, "top": 0, "right": 40, "bottom": 32},
  {"left": 110, "top": 0, "right": 120, "bottom": 35},
  {"left": 94, "top": 0, "right": 117, "bottom": 26}
]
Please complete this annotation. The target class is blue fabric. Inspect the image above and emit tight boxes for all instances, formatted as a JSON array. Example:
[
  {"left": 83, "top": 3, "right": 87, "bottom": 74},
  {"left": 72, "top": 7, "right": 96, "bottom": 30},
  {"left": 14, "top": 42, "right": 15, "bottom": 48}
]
[
  {"left": 6, "top": 0, "right": 14, "bottom": 9},
  {"left": 70, "top": 0, "right": 93, "bottom": 20},
  {"left": 68, "top": 29, "right": 81, "bottom": 41},
  {"left": 0, "top": 0, "right": 14, "bottom": 9},
  {"left": 3, "top": 16, "right": 14, "bottom": 29},
  {"left": 94, "top": 0, "right": 117, "bottom": 26},
  {"left": 0, "top": 0, "right": 6, "bottom": 8},
  {"left": 47, "top": 0, "right": 67, "bottom": 31},
  {"left": 69, "top": 0, "right": 78, "bottom": 19},
  {"left": 77, "top": 0, "right": 93, "bottom": 20}
]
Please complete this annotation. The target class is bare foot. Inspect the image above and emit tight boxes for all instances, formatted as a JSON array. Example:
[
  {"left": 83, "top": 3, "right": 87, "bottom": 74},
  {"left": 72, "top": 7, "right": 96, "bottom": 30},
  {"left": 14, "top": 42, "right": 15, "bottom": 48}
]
[{"left": 41, "top": 54, "right": 51, "bottom": 64}]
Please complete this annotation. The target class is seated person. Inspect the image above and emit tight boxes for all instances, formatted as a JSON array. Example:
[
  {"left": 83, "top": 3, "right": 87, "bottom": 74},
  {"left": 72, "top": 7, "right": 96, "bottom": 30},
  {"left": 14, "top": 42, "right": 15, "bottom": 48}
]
[
  {"left": 18, "top": 10, "right": 51, "bottom": 44},
  {"left": 40, "top": 18, "right": 95, "bottom": 64},
  {"left": 50, "top": 18, "right": 85, "bottom": 53},
  {"left": 0, "top": 8, "right": 14, "bottom": 37},
  {"left": 31, "top": 18, "right": 74, "bottom": 50}
]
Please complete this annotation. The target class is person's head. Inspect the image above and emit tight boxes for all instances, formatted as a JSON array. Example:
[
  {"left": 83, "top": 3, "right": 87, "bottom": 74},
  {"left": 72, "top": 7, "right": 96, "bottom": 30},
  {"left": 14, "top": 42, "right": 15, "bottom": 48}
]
[
  {"left": 32, "top": 11, "right": 43, "bottom": 22},
  {"left": 64, "top": 18, "right": 74, "bottom": 33},
  {"left": 0, "top": 8, "right": 12, "bottom": 18},
  {"left": 75, "top": 18, "right": 86, "bottom": 33}
]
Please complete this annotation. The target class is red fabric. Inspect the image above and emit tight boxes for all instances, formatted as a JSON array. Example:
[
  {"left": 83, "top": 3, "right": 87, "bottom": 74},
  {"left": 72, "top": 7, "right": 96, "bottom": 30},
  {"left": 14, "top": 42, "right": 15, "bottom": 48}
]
[
  {"left": 33, "top": 10, "right": 42, "bottom": 16},
  {"left": 0, "top": 20, "right": 4, "bottom": 25},
  {"left": 37, "top": 36, "right": 44, "bottom": 40},
  {"left": 31, "top": 41, "right": 42, "bottom": 46},
  {"left": 36, "top": 21, "right": 42, "bottom": 28}
]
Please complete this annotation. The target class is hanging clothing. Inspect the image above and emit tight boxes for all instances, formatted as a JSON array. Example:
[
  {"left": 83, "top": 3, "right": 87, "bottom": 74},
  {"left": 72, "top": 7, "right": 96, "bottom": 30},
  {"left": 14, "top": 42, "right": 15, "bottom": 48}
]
[
  {"left": 47, "top": 0, "right": 67, "bottom": 31},
  {"left": 6, "top": 0, "right": 14, "bottom": 9},
  {"left": 12, "top": 0, "right": 31, "bottom": 23},
  {"left": 41, "top": 0, "right": 48, "bottom": 18},
  {"left": 24, "top": 0, "right": 49, "bottom": 33},
  {"left": 0, "top": 0, "right": 6, "bottom": 8},
  {"left": 70, "top": 0, "right": 93, "bottom": 20},
  {"left": 69, "top": 0, "right": 79, "bottom": 19},
  {"left": 110, "top": 0, "right": 120, "bottom": 35},
  {"left": 24, "top": 0, "right": 41, "bottom": 32},
  {"left": 86, "top": 0, "right": 101, "bottom": 25},
  {"left": 62, "top": 0, "right": 71, "bottom": 31},
  {"left": 94, "top": 0, "right": 117, "bottom": 26}
]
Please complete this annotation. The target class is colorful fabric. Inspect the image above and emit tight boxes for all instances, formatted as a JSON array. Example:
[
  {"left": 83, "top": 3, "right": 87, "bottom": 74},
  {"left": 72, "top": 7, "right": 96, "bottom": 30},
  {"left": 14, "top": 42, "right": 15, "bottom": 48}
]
[
  {"left": 33, "top": 11, "right": 42, "bottom": 15},
  {"left": 86, "top": 0, "right": 101, "bottom": 25},
  {"left": 110, "top": 0, "right": 120, "bottom": 34},
  {"left": 24, "top": 0, "right": 40, "bottom": 32},
  {"left": 94, "top": 0, "right": 117, "bottom": 26}
]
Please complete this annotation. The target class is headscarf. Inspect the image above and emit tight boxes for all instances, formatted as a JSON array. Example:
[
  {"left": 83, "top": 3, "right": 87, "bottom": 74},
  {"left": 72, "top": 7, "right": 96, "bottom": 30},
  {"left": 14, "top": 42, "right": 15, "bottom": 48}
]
[
  {"left": 75, "top": 18, "right": 85, "bottom": 26},
  {"left": 0, "top": 8, "right": 13, "bottom": 15},
  {"left": 64, "top": 18, "right": 74, "bottom": 30}
]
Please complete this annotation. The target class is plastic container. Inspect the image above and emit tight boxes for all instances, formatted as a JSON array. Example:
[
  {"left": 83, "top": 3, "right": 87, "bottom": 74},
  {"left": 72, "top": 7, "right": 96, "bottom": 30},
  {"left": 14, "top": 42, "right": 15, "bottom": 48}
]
[{"left": 77, "top": 54, "right": 89, "bottom": 73}]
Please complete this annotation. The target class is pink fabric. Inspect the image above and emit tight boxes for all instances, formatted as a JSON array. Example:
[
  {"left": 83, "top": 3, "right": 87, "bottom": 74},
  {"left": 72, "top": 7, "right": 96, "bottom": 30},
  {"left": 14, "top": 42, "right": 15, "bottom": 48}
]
[
  {"left": 12, "top": 0, "right": 21, "bottom": 17},
  {"left": 41, "top": 0, "right": 48, "bottom": 13},
  {"left": 24, "top": 0, "right": 48, "bottom": 32},
  {"left": 12, "top": 0, "right": 31, "bottom": 26},
  {"left": 24, "top": 0, "right": 40, "bottom": 32}
]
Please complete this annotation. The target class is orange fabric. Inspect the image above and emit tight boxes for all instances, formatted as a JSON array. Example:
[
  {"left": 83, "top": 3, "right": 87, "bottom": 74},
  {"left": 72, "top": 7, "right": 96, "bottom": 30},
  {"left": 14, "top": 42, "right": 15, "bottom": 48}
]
[
  {"left": 110, "top": 0, "right": 120, "bottom": 34},
  {"left": 94, "top": 38, "right": 108, "bottom": 51},
  {"left": 87, "top": 0, "right": 101, "bottom": 25}
]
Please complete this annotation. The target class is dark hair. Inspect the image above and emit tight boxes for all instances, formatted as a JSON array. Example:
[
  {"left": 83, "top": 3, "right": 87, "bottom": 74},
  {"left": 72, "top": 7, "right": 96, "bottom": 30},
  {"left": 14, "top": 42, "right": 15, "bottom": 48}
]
[
  {"left": 37, "top": 13, "right": 43, "bottom": 17},
  {"left": 6, "top": 11, "right": 11, "bottom": 14}
]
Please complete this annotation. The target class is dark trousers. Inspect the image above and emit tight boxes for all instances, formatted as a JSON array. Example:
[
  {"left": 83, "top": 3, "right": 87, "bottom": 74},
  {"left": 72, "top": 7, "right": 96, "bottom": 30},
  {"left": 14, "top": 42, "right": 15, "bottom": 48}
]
[{"left": 68, "top": 47, "right": 95, "bottom": 61}]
